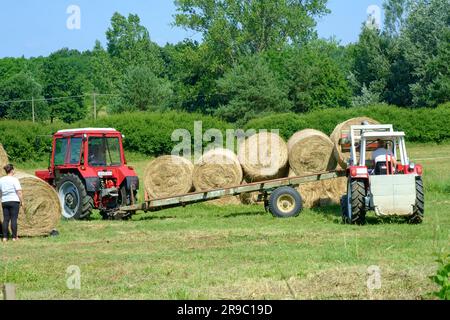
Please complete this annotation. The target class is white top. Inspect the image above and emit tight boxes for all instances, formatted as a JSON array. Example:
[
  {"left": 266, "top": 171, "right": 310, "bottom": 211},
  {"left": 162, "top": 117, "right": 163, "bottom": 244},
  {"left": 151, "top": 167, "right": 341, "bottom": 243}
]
[
  {"left": 0, "top": 176, "right": 22, "bottom": 203},
  {"left": 372, "top": 148, "right": 395, "bottom": 164}
]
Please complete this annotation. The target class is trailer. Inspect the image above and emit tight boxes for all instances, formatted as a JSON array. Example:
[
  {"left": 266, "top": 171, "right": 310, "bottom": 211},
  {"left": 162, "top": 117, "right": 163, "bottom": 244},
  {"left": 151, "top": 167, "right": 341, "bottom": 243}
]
[{"left": 118, "top": 170, "right": 346, "bottom": 219}]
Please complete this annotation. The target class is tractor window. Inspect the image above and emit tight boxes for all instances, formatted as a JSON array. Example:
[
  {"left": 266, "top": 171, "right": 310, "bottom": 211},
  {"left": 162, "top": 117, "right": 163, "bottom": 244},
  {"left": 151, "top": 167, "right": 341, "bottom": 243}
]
[
  {"left": 69, "top": 138, "right": 82, "bottom": 164},
  {"left": 88, "top": 137, "right": 122, "bottom": 167},
  {"left": 54, "top": 138, "right": 68, "bottom": 166}
]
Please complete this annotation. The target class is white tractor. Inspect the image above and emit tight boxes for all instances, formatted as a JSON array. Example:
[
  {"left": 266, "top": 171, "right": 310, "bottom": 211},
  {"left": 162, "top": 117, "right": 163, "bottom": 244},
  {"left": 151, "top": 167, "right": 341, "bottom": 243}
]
[{"left": 340, "top": 124, "right": 424, "bottom": 225}]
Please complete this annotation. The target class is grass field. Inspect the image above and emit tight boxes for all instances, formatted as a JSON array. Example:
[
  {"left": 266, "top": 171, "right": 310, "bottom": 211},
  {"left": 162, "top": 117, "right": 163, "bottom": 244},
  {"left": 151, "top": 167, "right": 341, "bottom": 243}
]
[{"left": 1, "top": 143, "right": 449, "bottom": 300}]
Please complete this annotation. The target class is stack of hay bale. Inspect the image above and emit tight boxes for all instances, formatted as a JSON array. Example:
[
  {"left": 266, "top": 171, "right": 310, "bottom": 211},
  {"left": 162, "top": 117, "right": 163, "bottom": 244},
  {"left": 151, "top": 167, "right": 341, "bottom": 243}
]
[
  {"left": 0, "top": 144, "right": 61, "bottom": 237},
  {"left": 142, "top": 117, "right": 379, "bottom": 209}
]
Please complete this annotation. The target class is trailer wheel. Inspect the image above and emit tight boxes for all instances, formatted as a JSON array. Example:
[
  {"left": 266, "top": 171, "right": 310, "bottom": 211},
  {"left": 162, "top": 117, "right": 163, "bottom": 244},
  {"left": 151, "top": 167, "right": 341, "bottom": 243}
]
[
  {"left": 409, "top": 177, "right": 424, "bottom": 224},
  {"left": 56, "top": 173, "right": 93, "bottom": 220},
  {"left": 268, "top": 187, "right": 303, "bottom": 218},
  {"left": 349, "top": 179, "right": 367, "bottom": 225}
]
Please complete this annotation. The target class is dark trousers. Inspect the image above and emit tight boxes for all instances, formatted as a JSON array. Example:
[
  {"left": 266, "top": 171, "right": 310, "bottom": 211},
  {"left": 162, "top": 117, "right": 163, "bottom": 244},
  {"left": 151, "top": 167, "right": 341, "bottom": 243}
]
[{"left": 2, "top": 202, "right": 20, "bottom": 238}]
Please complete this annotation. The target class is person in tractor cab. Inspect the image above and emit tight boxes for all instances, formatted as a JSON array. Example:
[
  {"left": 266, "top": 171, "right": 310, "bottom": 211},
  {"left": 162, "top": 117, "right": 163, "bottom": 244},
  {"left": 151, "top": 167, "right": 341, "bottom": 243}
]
[{"left": 371, "top": 140, "right": 397, "bottom": 175}]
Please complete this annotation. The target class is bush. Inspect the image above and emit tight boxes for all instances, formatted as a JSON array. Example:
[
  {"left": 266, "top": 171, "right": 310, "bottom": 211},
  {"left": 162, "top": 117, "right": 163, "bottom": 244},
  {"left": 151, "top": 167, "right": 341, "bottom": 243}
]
[
  {"left": 245, "top": 104, "right": 450, "bottom": 142},
  {"left": 0, "top": 111, "right": 231, "bottom": 163}
]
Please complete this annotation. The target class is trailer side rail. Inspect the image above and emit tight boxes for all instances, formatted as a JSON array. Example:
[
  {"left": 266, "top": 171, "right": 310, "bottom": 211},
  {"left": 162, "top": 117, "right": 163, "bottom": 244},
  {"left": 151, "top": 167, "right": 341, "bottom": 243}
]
[{"left": 120, "top": 170, "right": 346, "bottom": 213}]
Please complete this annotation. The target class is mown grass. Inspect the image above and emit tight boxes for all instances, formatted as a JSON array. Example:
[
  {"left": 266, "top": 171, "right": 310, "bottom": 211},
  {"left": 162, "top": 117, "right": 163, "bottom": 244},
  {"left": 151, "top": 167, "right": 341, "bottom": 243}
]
[{"left": 1, "top": 143, "right": 449, "bottom": 300}]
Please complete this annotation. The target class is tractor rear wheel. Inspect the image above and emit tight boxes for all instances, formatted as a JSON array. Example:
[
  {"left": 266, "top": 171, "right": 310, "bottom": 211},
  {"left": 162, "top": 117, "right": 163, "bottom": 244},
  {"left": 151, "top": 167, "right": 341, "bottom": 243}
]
[
  {"left": 349, "top": 179, "right": 367, "bottom": 225},
  {"left": 409, "top": 177, "right": 424, "bottom": 224},
  {"left": 118, "top": 186, "right": 136, "bottom": 220},
  {"left": 56, "top": 173, "right": 93, "bottom": 220}
]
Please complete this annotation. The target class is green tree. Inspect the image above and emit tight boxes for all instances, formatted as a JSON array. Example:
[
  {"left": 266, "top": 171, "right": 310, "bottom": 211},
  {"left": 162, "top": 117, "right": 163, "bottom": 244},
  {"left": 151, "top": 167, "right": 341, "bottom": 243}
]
[
  {"left": 172, "top": 0, "right": 330, "bottom": 113},
  {"left": 174, "top": 0, "right": 329, "bottom": 57},
  {"left": 0, "top": 72, "right": 49, "bottom": 121},
  {"left": 383, "top": 0, "right": 414, "bottom": 37},
  {"left": 402, "top": 0, "right": 450, "bottom": 106},
  {"left": 42, "top": 49, "right": 90, "bottom": 123},
  {"left": 350, "top": 26, "right": 391, "bottom": 100},
  {"left": 113, "top": 65, "right": 173, "bottom": 113},
  {"left": 215, "top": 54, "right": 292, "bottom": 124},
  {"left": 90, "top": 40, "right": 115, "bottom": 94},
  {"left": 162, "top": 40, "right": 225, "bottom": 113},
  {"left": 281, "top": 42, "right": 352, "bottom": 112},
  {"left": 106, "top": 12, "right": 164, "bottom": 75}
]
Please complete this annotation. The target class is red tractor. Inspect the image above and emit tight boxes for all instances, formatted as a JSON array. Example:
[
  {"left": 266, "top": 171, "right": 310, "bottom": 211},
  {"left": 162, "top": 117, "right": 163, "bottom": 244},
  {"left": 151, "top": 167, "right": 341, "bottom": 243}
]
[
  {"left": 339, "top": 124, "right": 424, "bottom": 225},
  {"left": 35, "top": 128, "right": 139, "bottom": 220}
]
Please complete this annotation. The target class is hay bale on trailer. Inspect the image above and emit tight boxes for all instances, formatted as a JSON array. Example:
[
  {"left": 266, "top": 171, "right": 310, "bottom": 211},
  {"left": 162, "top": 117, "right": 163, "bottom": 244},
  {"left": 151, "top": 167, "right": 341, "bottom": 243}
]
[
  {"left": 0, "top": 172, "right": 61, "bottom": 237},
  {"left": 192, "top": 148, "right": 243, "bottom": 206},
  {"left": 238, "top": 132, "right": 289, "bottom": 182},
  {"left": 193, "top": 148, "right": 243, "bottom": 191},
  {"left": 330, "top": 117, "right": 380, "bottom": 169},
  {"left": 143, "top": 155, "right": 194, "bottom": 199},
  {"left": 288, "top": 129, "right": 337, "bottom": 175},
  {"left": 0, "top": 144, "right": 9, "bottom": 177}
]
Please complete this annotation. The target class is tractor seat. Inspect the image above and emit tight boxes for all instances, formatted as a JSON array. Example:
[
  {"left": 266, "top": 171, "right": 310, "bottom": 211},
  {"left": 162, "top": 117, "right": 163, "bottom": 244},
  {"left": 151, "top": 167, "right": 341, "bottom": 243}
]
[{"left": 374, "top": 161, "right": 394, "bottom": 175}]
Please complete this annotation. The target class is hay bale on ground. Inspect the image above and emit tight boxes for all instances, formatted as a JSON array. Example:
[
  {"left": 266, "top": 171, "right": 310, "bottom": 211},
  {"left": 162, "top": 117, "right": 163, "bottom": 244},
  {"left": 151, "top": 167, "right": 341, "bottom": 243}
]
[
  {"left": 144, "top": 155, "right": 194, "bottom": 199},
  {"left": 238, "top": 132, "right": 288, "bottom": 182},
  {"left": 193, "top": 148, "right": 243, "bottom": 191},
  {"left": 0, "top": 172, "right": 61, "bottom": 237},
  {"left": 288, "top": 129, "right": 337, "bottom": 176},
  {"left": 330, "top": 117, "right": 380, "bottom": 169},
  {"left": 0, "top": 144, "right": 9, "bottom": 177}
]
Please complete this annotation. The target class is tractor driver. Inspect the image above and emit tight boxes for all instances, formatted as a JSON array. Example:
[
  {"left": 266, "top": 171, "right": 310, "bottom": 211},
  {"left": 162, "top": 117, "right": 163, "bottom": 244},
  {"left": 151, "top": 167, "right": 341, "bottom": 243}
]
[{"left": 371, "top": 140, "right": 397, "bottom": 174}]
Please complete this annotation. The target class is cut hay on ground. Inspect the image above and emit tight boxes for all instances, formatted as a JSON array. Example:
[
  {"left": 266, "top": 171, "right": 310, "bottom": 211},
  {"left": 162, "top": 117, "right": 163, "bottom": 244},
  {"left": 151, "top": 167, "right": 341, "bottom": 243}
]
[
  {"left": 144, "top": 155, "right": 194, "bottom": 199},
  {"left": 330, "top": 117, "right": 380, "bottom": 169},
  {"left": 288, "top": 129, "right": 337, "bottom": 176},
  {"left": 0, "top": 172, "right": 61, "bottom": 237},
  {"left": 238, "top": 132, "right": 288, "bottom": 182},
  {"left": 0, "top": 144, "right": 8, "bottom": 177},
  {"left": 193, "top": 148, "right": 243, "bottom": 191}
]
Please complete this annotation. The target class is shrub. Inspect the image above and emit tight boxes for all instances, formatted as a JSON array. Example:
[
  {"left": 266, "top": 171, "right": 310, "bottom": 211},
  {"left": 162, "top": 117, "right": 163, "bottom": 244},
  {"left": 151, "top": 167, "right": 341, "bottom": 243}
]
[
  {"left": 0, "top": 111, "right": 231, "bottom": 163},
  {"left": 245, "top": 104, "right": 450, "bottom": 142}
]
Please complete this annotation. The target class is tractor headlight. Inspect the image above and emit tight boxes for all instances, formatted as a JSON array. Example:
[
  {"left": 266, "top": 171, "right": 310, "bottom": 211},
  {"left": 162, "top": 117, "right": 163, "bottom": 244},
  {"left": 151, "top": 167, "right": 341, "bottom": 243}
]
[{"left": 409, "top": 163, "right": 416, "bottom": 171}]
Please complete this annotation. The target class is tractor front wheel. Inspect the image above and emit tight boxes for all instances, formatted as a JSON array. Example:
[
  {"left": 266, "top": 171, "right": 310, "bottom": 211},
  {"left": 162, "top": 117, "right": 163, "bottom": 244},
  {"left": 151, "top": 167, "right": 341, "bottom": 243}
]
[
  {"left": 56, "top": 173, "right": 93, "bottom": 220},
  {"left": 409, "top": 177, "right": 424, "bottom": 224},
  {"left": 347, "top": 179, "right": 367, "bottom": 225}
]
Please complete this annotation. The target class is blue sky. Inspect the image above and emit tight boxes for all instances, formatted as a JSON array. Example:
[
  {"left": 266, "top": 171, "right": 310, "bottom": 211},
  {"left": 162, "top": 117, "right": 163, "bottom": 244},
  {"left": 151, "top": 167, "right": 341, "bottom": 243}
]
[{"left": 0, "top": 0, "right": 384, "bottom": 58}]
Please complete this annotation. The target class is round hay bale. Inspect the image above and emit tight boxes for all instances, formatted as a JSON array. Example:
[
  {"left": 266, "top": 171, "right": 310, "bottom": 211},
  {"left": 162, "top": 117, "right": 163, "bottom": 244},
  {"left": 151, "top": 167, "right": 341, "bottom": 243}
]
[
  {"left": 238, "top": 132, "right": 288, "bottom": 182},
  {"left": 239, "top": 181, "right": 260, "bottom": 205},
  {"left": 288, "top": 129, "right": 337, "bottom": 176},
  {"left": 239, "top": 192, "right": 260, "bottom": 205},
  {"left": 289, "top": 170, "right": 346, "bottom": 209},
  {"left": 144, "top": 155, "right": 194, "bottom": 199},
  {"left": 289, "top": 169, "right": 322, "bottom": 208},
  {"left": 0, "top": 144, "right": 9, "bottom": 177},
  {"left": 208, "top": 196, "right": 242, "bottom": 206},
  {"left": 193, "top": 148, "right": 243, "bottom": 191},
  {"left": 0, "top": 172, "right": 61, "bottom": 237},
  {"left": 320, "top": 176, "right": 347, "bottom": 206},
  {"left": 330, "top": 117, "right": 380, "bottom": 169}
]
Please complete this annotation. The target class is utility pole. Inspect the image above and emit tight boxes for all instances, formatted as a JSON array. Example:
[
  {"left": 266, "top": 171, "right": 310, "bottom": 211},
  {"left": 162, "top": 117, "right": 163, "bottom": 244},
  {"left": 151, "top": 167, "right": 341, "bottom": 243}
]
[
  {"left": 93, "top": 92, "right": 97, "bottom": 121},
  {"left": 32, "top": 97, "right": 35, "bottom": 123}
]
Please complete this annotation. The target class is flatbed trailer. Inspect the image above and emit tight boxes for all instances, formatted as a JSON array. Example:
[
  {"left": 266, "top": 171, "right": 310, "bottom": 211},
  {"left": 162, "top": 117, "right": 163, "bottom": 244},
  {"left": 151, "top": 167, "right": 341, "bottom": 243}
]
[{"left": 120, "top": 170, "right": 346, "bottom": 218}]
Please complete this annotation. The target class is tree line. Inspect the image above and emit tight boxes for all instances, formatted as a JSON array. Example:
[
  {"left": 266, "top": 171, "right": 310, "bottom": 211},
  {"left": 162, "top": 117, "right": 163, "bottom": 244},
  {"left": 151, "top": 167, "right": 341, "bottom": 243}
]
[{"left": 0, "top": 0, "right": 448, "bottom": 125}]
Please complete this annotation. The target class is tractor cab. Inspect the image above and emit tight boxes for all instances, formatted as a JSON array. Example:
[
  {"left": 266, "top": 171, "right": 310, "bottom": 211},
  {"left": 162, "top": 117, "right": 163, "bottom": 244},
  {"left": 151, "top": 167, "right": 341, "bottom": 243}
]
[
  {"left": 35, "top": 128, "right": 139, "bottom": 220},
  {"left": 340, "top": 124, "right": 424, "bottom": 225}
]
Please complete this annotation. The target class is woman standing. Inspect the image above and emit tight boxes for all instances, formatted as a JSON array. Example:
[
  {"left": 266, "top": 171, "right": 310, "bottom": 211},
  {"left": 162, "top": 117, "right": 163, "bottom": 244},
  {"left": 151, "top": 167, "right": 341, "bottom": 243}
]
[{"left": 0, "top": 164, "right": 24, "bottom": 242}]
